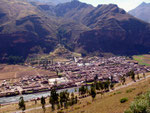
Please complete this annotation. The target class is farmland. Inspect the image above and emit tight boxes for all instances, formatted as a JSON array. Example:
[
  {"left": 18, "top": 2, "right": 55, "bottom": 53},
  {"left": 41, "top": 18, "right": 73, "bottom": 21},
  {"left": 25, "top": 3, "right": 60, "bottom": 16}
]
[{"left": 133, "top": 54, "right": 150, "bottom": 66}]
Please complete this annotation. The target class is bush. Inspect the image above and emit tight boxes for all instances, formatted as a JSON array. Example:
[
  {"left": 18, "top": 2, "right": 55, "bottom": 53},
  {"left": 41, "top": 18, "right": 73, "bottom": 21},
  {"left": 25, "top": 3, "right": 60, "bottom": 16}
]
[
  {"left": 124, "top": 109, "right": 132, "bottom": 113},
  {"left": 126, "top": 88, "right": 136, "bottom": 93},
  {"left": 120, "top": 98, "right": 128, "bottom": 103},
  {"left": 125, "top": 91, "right": 150, "bottom": 113},
  {"left": 114, "top": 91, "right": 122, "bottom": 95}
]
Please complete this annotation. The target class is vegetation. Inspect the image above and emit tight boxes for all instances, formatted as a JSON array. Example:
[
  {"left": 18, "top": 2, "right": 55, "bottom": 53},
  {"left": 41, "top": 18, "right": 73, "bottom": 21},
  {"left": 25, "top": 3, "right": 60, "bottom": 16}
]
[
  {"left": 133, "top": 55, "right": 150, "bottom": 66},
  {"left": 18, "top": 97, "right": 26, "bottom": 112},
  {"left": 90, "top": 86, "right": 96, "bottom": 101},
  {"left": 120, "top": 98, "right": 128, "bottom": 103},
  {"left": 125, "top": 91, "right": 150, "bottom": 113},
  {"left": 49, "top": 87, "right": 59, "bottom": 111},
  {"left": 41, "top": 96, "right": 46, "bottom": 113}
]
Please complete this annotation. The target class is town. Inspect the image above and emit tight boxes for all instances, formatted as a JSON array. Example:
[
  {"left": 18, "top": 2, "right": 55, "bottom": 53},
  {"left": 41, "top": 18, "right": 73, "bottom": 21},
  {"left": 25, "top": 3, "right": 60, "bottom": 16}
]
[{"left": 0, "top": 56, "right": 149, "bottom": 97}]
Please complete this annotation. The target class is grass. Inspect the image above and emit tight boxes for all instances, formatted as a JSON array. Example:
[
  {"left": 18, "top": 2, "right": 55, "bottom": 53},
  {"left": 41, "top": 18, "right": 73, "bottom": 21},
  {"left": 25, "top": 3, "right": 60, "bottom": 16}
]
[
  {"left": 133, "top": 54, "right": 150, "bottom": 66},
  {"left": 126, "top": 88, "right": 136, "bottom": 93}
]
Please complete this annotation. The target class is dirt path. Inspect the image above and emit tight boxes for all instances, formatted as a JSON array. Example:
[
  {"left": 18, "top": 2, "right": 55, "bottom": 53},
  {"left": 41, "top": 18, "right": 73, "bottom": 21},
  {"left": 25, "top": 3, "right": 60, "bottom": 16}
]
[{"left": 11, "top": 104, "right": 51, "bottom": 113}]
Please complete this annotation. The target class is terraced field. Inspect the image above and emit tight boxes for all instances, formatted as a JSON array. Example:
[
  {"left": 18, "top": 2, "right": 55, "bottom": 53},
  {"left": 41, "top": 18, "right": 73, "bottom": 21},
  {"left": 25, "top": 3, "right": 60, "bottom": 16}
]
[{"left": 133, "top": 54, "right": 150, "bottom": 66}]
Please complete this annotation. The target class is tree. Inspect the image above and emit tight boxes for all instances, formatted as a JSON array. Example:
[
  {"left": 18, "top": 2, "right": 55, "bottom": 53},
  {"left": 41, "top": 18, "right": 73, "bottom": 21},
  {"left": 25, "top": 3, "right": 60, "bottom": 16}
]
[
  {"left": 143, "top": 73, "right": 146, "bottom": 78},
  {"left": 121, "top": 75, "right": 126, "bottom": 85},
  {"left": 137, "top": 73, "right": 140, "bottom": 80},
  {"left": 74, "top": 88, "right": 77, "bottom": 93},
  {"left": 49, "top": 87, "right": 59, "bottom": 111},
  {"left": 79, "top": 86, "right": 87, "bottom": 96},
  {"left": 59, "top": 90, "right": 70, "bottom": 109},
  {"left": 75, "top": 96, "right": 78, "bottom": 104},
  {"left": 34, "top": 99, "right": 37, "bottom": 104},
  {"left": 90, "top": 86, "right": 96, "bottom": 101},
  {"left": 41, "top": 96, "right": 46, "bottom": 113},
  {"left": 110, "top": 83, "right": 115, "bottom": 90},
  {"left": 18, "top": 97, "right": 26, "bottom": 112},
  {"left": 99, "top": 81, "right": 104, "bottom": 91},
  {"left": 131, "top": 70, "right": 135, "bottom": 82},
  {"left": 71, "top": 92, "right": 75, "bottom": 106},
  {"left": 96, "top": 81, "right": 100, "bottom": 90},
  {"left": 103, "top": 80, "right": 110, "bottom": 91}
]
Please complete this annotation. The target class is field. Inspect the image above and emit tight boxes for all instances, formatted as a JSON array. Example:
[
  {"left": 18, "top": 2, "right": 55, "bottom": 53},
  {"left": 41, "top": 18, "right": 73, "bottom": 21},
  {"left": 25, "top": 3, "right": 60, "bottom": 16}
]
[
  {"left": 1, "top": 73, "right": 150, "bottom": 113},
  {"left": 133, "top": 54, "right": 150, "bottom": 66},
  {"left": 0, "top": 64, "right": 56, "bottom": 82}
]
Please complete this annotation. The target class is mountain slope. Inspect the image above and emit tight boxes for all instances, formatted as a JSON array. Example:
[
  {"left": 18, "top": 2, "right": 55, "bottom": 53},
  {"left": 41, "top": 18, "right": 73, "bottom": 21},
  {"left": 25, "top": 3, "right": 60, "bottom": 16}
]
[
  {"left": 76, "top": 4, "right": 150, "bottom": 55},
  {"left": 54, "top": 0, "right": 94, "bottom": 22},
  {"left": 0, "top": 0, "right": 89, "bottom": 63},
  {"left": 0, "top": 0, "right": 150, "bottom": 63},
  {"left": 0, "top": 0, "right": 59, "bottom": 63},
  {"left": 129, "top": 2, "right": 150, "bottom": 23}
]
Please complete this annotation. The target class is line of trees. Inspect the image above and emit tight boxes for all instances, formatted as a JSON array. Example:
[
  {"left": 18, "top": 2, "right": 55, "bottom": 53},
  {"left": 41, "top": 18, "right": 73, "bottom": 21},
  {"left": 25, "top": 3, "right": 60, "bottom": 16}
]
[
  {"left": 120, "top": 70, "right": 146, "bottom": 85},
  {"left": 79, "top": 79, "right": 115, "bottom": 100},
  {"left": 49, "top": 87, "right": 78, "bottom": 111}
]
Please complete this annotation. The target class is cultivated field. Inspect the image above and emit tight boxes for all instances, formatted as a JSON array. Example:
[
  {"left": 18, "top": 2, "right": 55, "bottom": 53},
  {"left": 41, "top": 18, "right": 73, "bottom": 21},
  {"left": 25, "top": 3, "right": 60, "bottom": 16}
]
[
  {"left": 0, "top": 64, "right": 56, "bottom": 81},
  {"left": 133, "top": 54, "right": 150, "bottom": 66}
]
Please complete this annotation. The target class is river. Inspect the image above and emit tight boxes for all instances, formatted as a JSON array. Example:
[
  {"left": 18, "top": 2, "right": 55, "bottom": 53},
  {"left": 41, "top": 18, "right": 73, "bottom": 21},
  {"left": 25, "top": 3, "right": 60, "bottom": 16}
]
[{"left": 0, "top": 87, "right": 79, "bottom": 104}]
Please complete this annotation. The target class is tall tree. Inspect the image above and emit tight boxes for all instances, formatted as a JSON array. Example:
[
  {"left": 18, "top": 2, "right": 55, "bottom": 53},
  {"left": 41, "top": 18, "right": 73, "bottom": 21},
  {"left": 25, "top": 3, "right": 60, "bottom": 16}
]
[
  {"left": 79, "top": 86, "right": 87, "bottom": 96},
  {"left": 90, "top": 86, "right": 96, "bottom": 101},
  {"left": 18, "top": 96, "right": 26, "bottom": 112},
  {"left": 49, "top": 87, "right": 59, "bottom": 111},
  {"left": 131, "top": 70, "right": 135, "bottom": 82},
  {"left": 41, "top": 96, "right": 46, "bottom": 113}
]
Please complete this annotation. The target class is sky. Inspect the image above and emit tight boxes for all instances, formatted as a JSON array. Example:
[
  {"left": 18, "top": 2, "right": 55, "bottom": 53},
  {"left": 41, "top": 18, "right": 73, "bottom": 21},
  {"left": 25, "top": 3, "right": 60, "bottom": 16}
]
[{"left": 79, "top": 0, "right": 150, "bottom": 11}]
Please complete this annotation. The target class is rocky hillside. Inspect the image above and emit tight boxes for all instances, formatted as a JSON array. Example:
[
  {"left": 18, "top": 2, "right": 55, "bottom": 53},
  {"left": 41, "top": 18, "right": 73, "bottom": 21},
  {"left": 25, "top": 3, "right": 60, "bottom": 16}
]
[
  {"left": 0, "top": 0, "right": 150, "bottom": 63},
  {"left": 129, "top": 2, "right": 150, "bottom": 23}
]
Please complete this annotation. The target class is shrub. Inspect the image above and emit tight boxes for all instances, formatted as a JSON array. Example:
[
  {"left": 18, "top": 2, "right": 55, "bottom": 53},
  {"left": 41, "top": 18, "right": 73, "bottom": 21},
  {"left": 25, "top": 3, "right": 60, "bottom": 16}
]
[
  {"left": 114, "top": 91, "right": 122, "bottom": 95},
  {"left": 120, "top": 98, "right": 128, "bottom": 103},
  {"left": 125, "top": 91, "right": 150, "bottom": 113},
  {"left": 126, "top": 88, "right": 136, "bottom": 93}
]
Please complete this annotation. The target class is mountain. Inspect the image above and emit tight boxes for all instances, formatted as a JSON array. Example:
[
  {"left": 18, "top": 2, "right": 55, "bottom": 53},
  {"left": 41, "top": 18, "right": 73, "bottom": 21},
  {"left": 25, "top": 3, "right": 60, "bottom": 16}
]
[
  {"left": 129, "top": 2, "right": 150, "bottom": 23},
  {"left": 77, "top": 4, "right": 150, "bottom": 55},
  {"left": 53, "top": 2, "right": 150, "bottom": 55},
  {"left": 0, "top": 0, "right": 89, "bottom": 63},
  {"left": 0, "top": 0, "right": 150, "bottom": 63},
  {"left": 26, "top": 0, "right": 72, "bottom": 5},
  {"left": 0, "top": 0, "right": 59, "bottom": 63}
]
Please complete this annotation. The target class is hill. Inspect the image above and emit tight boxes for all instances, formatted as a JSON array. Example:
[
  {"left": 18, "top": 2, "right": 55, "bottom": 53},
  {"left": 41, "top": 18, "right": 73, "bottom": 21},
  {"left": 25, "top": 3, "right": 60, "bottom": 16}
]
[
  {"left": 129, "top": 2, "right": 150, "bottom": 23},
  {"left": 0, "top": 0, "right": 150, "bottom": 63}
]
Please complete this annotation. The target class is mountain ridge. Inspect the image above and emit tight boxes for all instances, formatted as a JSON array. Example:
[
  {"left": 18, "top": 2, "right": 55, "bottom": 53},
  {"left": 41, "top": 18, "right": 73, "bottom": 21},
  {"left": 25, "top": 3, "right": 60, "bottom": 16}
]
[
  {"left": 129, "top": 2, "right": 150, "bottom": 23},
  {"left": 0, "top": 0, "right": 150, "bottom": 63}
]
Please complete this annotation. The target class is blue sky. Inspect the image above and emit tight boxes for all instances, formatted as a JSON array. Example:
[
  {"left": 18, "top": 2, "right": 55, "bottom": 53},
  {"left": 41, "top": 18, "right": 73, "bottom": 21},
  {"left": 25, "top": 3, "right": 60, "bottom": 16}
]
[{"left": 79, "top": 0, "right": 150, "bottom": 11}]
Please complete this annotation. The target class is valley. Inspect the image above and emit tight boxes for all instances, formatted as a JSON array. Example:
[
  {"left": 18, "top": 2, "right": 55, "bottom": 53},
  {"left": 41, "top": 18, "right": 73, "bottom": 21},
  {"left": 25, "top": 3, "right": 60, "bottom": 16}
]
[{"left": 0, "top": 0, "right": 150, "bottom": 113}]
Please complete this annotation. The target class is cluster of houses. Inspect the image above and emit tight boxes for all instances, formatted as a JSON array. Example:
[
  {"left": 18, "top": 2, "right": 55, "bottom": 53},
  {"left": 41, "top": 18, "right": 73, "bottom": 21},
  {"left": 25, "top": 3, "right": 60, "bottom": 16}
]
[{"left": 0, "top": 56, "right": 149, "bottom": 97}]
